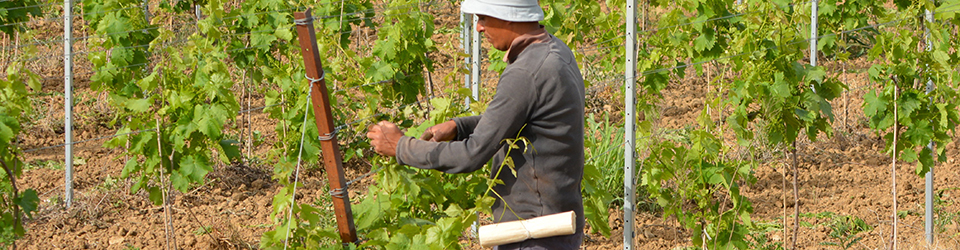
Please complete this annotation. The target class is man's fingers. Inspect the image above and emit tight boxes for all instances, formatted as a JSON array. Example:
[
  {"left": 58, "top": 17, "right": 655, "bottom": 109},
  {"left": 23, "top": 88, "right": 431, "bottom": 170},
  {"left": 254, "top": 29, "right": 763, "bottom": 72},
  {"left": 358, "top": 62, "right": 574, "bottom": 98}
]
[
  {"left": 365, "top": 126, "right": 378, "bottom": 139},
  {"left": 420, "top": 130, "right": 434, "bottom": 141}
]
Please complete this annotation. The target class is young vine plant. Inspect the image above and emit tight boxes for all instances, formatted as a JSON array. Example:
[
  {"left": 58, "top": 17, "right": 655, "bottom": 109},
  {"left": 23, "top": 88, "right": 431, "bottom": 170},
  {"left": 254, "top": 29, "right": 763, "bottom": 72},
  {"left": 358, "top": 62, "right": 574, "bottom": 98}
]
[
  {"left": 0, "top": 1, "right": 42, "bottom": 246},
  {"left": 862, "top": 0, "right": 960, "bottom": 176}
]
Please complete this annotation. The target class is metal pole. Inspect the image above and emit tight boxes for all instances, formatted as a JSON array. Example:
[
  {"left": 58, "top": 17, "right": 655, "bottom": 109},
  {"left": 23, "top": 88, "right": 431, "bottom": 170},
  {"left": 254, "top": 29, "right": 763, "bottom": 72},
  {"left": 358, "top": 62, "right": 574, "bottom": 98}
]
[
  {"left": 462, "top": 13, "right": 472, "bottom": 107},
  {"left": 624, "top": 0, "right": 637, "bottom": 249},
  {"left": 924, "top": 8, "right": 935, "bottom": 246},
  {"left": 63, "top": 0, "right": 74, "bottom": 208},
  {"left": 143, "top": 0, "right": 150, "bottom": 22},
  {"left": 462, "top": 12, "right": 480, "bottom": 238},
  {"left": 471, "top": 14, "right": 481, "bottom": 102},
  {"left": 810, "top": 0, "right": 817, "bottom": 67}
]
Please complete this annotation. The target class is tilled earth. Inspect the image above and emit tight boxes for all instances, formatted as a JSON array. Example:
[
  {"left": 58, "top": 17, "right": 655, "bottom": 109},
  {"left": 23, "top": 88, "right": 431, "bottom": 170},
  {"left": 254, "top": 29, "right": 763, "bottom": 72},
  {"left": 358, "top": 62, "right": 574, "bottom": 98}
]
[{"left": 8, "top": 2, "right": 960, "bottom": 250}]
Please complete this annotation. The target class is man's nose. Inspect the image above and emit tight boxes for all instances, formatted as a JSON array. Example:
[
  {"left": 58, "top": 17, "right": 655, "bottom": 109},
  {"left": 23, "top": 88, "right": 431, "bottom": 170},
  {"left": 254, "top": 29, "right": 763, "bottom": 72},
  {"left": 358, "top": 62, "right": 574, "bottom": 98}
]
[{"left": 475, "top": 23, "right": 484, "bottom": 33}]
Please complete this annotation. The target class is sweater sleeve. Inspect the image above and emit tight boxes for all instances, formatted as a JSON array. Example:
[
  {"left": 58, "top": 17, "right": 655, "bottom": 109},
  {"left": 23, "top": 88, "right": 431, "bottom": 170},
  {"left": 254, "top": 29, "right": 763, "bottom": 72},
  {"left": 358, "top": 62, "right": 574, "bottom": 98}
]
[
  {"left": 395, "top": 69, "right": 536, "bottom": 173},
  {"left": 452, "top": 115, "right": 481, "bottom": 141}
]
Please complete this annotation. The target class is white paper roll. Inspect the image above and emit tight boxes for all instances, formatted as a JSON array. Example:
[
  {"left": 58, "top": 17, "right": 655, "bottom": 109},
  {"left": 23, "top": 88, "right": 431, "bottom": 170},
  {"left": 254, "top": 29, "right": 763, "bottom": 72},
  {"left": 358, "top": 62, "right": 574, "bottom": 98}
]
[{"left": 477, "top": 211, "right": 576, "bottom": 247}]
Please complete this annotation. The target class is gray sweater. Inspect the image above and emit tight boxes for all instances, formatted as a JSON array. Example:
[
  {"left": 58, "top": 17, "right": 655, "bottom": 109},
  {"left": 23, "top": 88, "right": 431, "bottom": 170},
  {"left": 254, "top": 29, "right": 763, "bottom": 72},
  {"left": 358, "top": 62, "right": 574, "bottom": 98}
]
[{"left": 396, "top": 31, "right": 584, "bottom": 248}]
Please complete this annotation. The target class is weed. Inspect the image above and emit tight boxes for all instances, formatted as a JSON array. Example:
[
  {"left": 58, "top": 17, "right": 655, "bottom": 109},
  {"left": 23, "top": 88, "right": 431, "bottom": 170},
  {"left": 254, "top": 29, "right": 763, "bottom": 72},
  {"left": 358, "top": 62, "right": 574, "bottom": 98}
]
[
  {"left": 933, "top": 188, "right": 960, "bottom": 235},
  {"left": 818, "top": 214, "right": 873, "bottom": 249},
  {"left": 251, "top": 130, "right": 265, "bottom": 147},
  {"left": 97, "top": 175, "right": 118, "bottom": 191},
  {"left": 25, "top": 159, "right": 63, "bottom": 170},
  {"left": 193, "top": 226, "right": 213, "bottom": 236},
  {"left": 747, "top": 221, "right": 785, "bottom": 250},
  {"left": 584, "top": 113, "right": 656, "bottom": 211}
]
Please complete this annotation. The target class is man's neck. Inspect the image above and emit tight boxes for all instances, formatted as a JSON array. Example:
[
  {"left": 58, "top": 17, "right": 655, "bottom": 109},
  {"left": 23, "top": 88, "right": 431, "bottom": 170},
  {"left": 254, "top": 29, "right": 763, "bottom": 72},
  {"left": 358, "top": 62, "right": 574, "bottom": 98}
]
[
  {"left": 503, "top": 24, "right": 549, "bottom": 63},
  {"left": 511, "top": 22, "right": 543, "bottom": 36}
]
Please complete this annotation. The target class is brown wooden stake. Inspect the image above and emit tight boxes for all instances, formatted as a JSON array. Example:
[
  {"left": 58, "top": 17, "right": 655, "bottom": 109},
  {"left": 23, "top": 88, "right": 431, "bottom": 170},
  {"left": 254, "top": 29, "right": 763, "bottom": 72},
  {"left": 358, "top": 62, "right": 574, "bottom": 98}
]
[{"left": 294, "top": 9, "right": 358, "bottom": 244}]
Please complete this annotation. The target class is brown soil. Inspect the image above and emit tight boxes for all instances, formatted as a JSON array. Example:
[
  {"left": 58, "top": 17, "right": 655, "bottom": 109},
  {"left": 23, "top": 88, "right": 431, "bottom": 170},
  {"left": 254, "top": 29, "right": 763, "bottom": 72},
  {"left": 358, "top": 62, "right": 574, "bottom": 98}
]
[{"left": 6, "top": 2, "right": 960, "bottom": 250}]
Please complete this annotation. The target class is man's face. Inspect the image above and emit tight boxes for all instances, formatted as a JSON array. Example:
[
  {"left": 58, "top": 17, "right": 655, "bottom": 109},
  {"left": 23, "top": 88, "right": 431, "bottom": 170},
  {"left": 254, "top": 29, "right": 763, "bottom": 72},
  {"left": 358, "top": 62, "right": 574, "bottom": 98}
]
[{"left": 476, "top": 15, "right": 512, "bottom": 51}]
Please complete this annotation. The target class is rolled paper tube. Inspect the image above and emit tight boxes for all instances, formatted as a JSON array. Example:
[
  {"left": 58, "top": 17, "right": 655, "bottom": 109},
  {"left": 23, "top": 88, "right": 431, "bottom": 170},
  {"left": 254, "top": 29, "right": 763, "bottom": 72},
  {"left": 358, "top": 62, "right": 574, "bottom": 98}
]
[{"left": 477, "top": 211, "right": 576, "bottom": 247}]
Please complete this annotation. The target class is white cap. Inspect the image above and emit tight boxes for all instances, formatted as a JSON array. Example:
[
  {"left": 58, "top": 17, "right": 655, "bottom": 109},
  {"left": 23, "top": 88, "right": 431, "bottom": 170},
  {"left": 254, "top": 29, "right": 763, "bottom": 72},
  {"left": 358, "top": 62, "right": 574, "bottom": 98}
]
[{"left": 461, "top": 0, "right": 544, "bottom": 22}]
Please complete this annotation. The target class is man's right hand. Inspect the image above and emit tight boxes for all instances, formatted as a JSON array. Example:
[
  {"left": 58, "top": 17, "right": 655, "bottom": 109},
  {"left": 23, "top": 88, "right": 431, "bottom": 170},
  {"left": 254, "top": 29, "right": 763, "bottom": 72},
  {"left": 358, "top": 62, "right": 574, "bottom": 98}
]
[{"left": 419, "top": 120, "right": 458, "bottom": 142}]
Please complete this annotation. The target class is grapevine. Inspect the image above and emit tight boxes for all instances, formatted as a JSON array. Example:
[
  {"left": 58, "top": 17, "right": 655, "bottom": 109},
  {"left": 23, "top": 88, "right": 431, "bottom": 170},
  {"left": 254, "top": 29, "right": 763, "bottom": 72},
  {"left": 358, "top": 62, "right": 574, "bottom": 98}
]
[
  {"left": 862, "top": 0, "right": 960, "bottom": 176},
  {"left": 0, "top": 1, "right": 42, "bottom": 246}
]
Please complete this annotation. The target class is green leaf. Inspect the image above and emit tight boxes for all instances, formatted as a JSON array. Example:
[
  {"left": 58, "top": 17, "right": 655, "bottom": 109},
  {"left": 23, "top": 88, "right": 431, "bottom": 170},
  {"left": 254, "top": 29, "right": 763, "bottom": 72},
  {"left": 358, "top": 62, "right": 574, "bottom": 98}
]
[
  {"left": 300, "top": 204, "right": 320, "bottom": 225},
  {"left": 901, "top": 147, "right": 918, "bottom": 162},
  {"left": 111, "top": 47, "right": 135, "bottom": 65},
  {"left": 367, "top": 60, "right": 395, "bottom": 82},
  {"left": 806, "top": 67, "right": 826, "bottom": 83},
  {"left": 180, "top": 155, "right": 212, "bottom": 183},
  {"left": 771, "top": 73, "right": 791, "bottom": 99},
  {"left": 863, "top": 89, "right": 887, "bottom": 117},
  {"left": 136, "top": 71, "right": 159, "bottom": 91},
  {"left": 148, "top": 186, "right": 164, "bottom": 206},
  {"left": 251, "top": 32, "right": 277, "bottom": 49},
  {"left": 898, "top": 94, "right": 921, "bottom": 119},
  {"left": 693, "top": 29, "right": 716, "bottom": 52},
  {"left": 98, "top": 12, "right": 131, "bottom": 41},
  {"left": 15, "top": 189, "right": 39, "bottom": 216},
  {"left": 131, "top": 176, "right": 146, "bottom": 193},
  {"left": 126, "top": 97, "right": 152, "bottom": 112},
  {"left": 443, "top": 203, "right": 463, "bottom": 217},
  {"left": 171, "top": 172, "right": 190, "bottom": 193},
  {"left": 917, "top": 147, "right": 934, "bottom": 175},
  {"left": 219, "top": 139, "right": 242, "bottom": 162},
  {"left": 120, "top": 158, "right": 139, "bottom": 178},
  {"left": 0, "top": 115, "right": 18, "bottom": 144},
  {"left": 275, "top": 25, "right": 293, "bottom": 41},
  {"left": 196, "top": 104, "right": 225, "bottom": 138},
  {"left": 584, "top": 195, "right": 612, "bottom": 237}
]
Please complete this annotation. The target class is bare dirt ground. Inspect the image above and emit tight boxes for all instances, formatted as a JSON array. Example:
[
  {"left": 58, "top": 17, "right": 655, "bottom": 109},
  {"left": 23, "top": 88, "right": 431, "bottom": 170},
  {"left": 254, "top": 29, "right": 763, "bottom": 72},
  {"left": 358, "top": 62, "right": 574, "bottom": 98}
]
[{"left": 7, "top": 2, "right": 960, "bottom": 250}]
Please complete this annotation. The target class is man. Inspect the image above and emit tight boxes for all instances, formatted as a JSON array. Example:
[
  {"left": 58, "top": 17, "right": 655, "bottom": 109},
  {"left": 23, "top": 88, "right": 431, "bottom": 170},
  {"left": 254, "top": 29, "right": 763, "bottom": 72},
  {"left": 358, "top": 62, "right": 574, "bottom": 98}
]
[{"left": 366, "top": 0, "right": 585, "bottom": 248}]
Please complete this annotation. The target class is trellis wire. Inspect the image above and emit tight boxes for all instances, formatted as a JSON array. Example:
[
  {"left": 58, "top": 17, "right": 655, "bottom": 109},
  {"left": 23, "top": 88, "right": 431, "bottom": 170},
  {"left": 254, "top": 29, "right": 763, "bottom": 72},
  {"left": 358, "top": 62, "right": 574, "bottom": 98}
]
[
  {"left": 2, "top": 5, "right": 465, "bottom": 70},
  {"left": 17, "top": 65, "right": 454, "bottom": 157},
  {"left": 10, "top": 3, "right": 947, "bottom": 161},
  {"left": 282, "top": 85, "right": 312, "bottom": 250},
  {"left": 0, "top": 0, "right": 450, "bottom": 55}
]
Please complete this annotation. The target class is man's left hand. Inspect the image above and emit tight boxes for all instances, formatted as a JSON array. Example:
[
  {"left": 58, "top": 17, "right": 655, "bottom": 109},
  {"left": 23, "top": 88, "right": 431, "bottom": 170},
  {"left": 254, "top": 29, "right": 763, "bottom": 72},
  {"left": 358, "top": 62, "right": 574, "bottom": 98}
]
[{"left": 366, "top": 121, "right": 403, "bottom": 157}]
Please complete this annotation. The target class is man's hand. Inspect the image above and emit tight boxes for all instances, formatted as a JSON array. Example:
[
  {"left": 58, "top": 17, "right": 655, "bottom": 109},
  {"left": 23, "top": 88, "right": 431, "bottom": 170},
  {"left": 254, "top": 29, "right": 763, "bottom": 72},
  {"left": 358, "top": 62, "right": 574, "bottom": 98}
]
[
  {"left": 366, "top": 121, "right": 403, "bottom": 157},
  {"left": 420, "top": 120, "right": 458, "bottom": 142}
]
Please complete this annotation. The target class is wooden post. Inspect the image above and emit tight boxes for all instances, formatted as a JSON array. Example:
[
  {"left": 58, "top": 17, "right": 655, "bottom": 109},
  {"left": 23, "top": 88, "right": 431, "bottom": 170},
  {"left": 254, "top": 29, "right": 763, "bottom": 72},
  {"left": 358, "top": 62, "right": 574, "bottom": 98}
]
[{"left": 294, "top": 9, "right": 358, "bottom": 244}]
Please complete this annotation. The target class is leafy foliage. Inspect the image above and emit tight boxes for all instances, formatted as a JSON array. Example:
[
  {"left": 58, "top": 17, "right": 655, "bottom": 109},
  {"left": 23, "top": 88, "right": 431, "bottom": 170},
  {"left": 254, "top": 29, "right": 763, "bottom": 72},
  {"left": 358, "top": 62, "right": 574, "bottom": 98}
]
[
  {"left": 0, "top": 0, "right": 41, "bottom": 36},
  {"left": 862, "top": 0, "right": 960, "bottom": 176},
  {"left": 262, "top": 96, "right": 491, "bottom": 250},
  {"left": 638, "top": 0, "right": 854, "bottom": 248},
  {"left": 642, "top": 130, "right": 756, "bottom": 249},
  {"left": 360, "top": 0, "right": 435, "bottom": 105},
  {"left": 87, "top": 0, "right": 246, "bottom": 204},
  {"left": 815, "top": 213, "right": 873, "bottom": 249},
  {"left": 0, "top": 52, "right": 40, "bottom": 247}
]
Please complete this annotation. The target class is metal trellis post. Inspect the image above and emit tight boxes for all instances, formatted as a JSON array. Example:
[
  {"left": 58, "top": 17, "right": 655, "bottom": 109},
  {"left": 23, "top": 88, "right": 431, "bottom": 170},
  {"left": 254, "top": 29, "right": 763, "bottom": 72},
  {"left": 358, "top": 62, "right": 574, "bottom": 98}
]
[
  {"left": 810, "top": 0, "right": 817, "bottom": 68},
  {"left": 624, "top": 0, "right": 637, "bottom": 249},
  {"left": 471, "top": 14, "right": 481, "bottom": 102},
  {"left": 462, "top": 13, "right": 472, "bottom": 107},
  {"left": 294, "top": 10, "right": 358, "bottom": 244},
  {"left": 924, "top": 8, "right": 935, "bottom": 246},
  {"left": 63, "top": 0, "right": 74, "bottom": 208},
  {"left": 462, "top": 11, "right": 481, "bottom": 238},
  {"left": 143, "top": 0, "right": 150, "bottom": 22}
]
